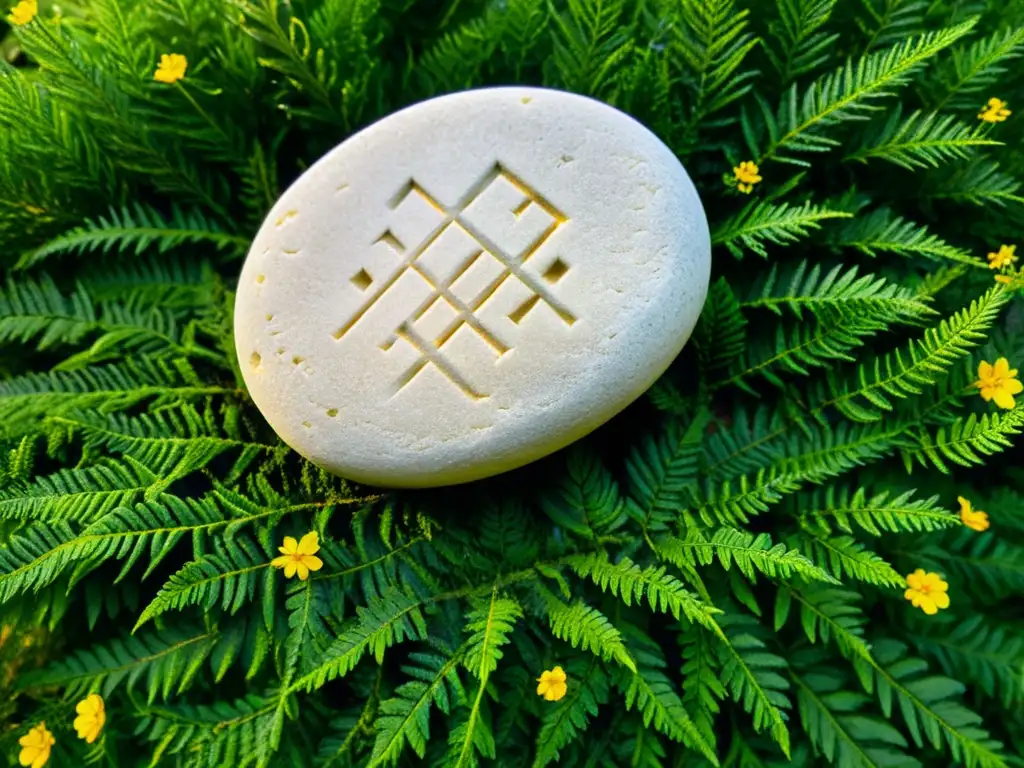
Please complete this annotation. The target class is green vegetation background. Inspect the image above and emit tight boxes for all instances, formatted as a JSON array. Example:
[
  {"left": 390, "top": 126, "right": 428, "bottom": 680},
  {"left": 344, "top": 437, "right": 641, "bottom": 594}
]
[{"left": 2, "top": 0, "right": 1024, "bottom": 766}]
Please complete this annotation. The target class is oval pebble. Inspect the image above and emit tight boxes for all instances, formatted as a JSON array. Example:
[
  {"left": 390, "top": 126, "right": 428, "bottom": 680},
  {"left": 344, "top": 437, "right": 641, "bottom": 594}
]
[{"left": 234, "top": 86, "right": 710, "bottom": 487}]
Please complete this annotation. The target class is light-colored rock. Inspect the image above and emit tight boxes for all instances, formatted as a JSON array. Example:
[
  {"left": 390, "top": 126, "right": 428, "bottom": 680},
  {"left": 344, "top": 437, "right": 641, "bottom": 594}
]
[{"left": 234, "top": 87, "right": 710, "bottom": 487}]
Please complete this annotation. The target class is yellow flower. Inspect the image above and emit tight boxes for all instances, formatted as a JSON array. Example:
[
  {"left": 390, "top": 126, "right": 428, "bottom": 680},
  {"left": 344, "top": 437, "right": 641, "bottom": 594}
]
[
  {"left": 7, "top": 0, "right": 37, "bottom": 25},
  {"left": 957, "top": 496, "right": 990, "bottom": 532},
  {"left": 536, "top": 666, "right": 567, "bottom": 701},
  {"left": 904, "top": 569, "right": 950, "bottom": 615},
  {"left": 271, "top": 531, "right": 323, "bottom": 580},
  {"left": 18, "top": 722, "right": 54, "bottom": 768},
  {"left": 73, "top": 693, "right": 105, "bottom": 744},
  {"left": 996, "top": 273, "right": 1014, "bottom": 285},
  {"left": 154, "top": 53, "right": 188, "bottom": 84},
  {"left": 987, "top": 244, "right": 1017, "bottom": 270},
  {"left": 973, "top": 357, "right": 1023, "bottom": 410},
  {"left": 733, "top": 161, "right": 762, "bottom": 194},
  {"left": 979, "top": 97, "right": 1011, "bottom": 123}
]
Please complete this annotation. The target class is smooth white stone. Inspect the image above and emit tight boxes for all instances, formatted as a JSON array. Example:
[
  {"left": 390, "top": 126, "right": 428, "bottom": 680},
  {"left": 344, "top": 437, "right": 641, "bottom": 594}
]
[{"left": 234, "top": 87, "right": 710, "bottom": 487}]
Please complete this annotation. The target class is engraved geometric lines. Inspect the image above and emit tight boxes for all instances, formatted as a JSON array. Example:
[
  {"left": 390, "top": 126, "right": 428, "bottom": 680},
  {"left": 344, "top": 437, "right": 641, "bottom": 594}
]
[{"left": 334, "top": 162, "right": 574, "bottom": 400}]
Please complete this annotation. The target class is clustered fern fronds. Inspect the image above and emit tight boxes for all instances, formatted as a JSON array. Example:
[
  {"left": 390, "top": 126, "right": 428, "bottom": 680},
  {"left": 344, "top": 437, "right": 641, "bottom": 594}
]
[{"left": 2, "top": 0, "right": 1024, "bottom": 766}]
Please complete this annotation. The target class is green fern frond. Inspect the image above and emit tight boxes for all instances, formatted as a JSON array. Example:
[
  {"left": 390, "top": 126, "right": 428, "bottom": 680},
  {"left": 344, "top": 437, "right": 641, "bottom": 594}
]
[
  {"left": 20, "top": 204, "right": 248, "bottom": 268},
  {"left": 797, "top": 485, "right": 958, "bottom": 535},
  {"left": 533, "top": 659, "right": 609, "bottom": 768},
  {"left": 918, "top": 530, "right": 1024, "bottom": 596},
  {"left": 135, "top": 536, "right": 270, "bottom": 629},
  {"left": 550, "top": 0, "right": 632, "bottom": 96},
  {"left": 821, "top": 286, "right": 1010, "bottom": 421},
  {"left": 0, "top": 455, "right": 162, "bottom": 523},
  {"left": 857, "top": 639, "right": 1006, "bottom": 768},
  {"left": 930, "top": 26, "right": 1024, "bottom": 110},
  {"left": 765, "top": 0, "right": 839, "bottom": 83},
  {"left": 776, "top": 586, "right": 872, "bottom": 660},
  {"left": 540, "top": 447, "right": 626, "bottom": 538},
  {"left": 369, "top": 648, "right": 467, "bottom": 767},
  {"left": 711, "top": 200, "right": 851, "bottom": 258},
  {"left": 908, "top": 615, "right": 1024, "bottom": 708},
  {"left": 294, "top": 588, "right": 429, "bottom": 692},
  {"left": 0, "top": 357, "right": 229, "bottom": 433},
  {"left": 544, "top": 595, "right": 636, "bottom": 672},
  {"left": 756, "top": 19, "right": 976, "bottom": 164},
  {"left": 680, "top": 624, "right": 725, "bottom": 751},
  {"left": 857, "top": 0, "right": 928, "bottom": 50},
  {"left": 692, "top": 278, "right": 747, "bottom": 378},
  {"left": 22, "top": 623, "right": 219, "bottom": 701},
  {"left": 657, "top": 527, "right": 836, "bottom": 584},
  {"left": 796, "top": 531, "right": 905, "bottom": 587},
  {"left": 742, "top": 261, "right": 934, "bottom": 321},
  {"left": 672, "top": 0, "right": 760, "bottom": 122},
  {"left": 903, "top": 404, "right": 1024, "bottom": 473},
  {"left": 846, "top": 109, "right": 1001, "bottom": 169},
  {"left": 568, "top": 553, "right": 721, "bottom": 629},
  {"left": 931, "top": 160, "right": 1024, "bottom": 208},
  {"left": 789, "top": 651, "right": 914, "bottom": 768},
  {"left": 712, "top": 611, "right": 791, "bottom": 757},
  {"left": 624, "top": 411, "right": 708, "bottom": 533},
  {"left": 828, "top": 208, "right": 985, "bottom": 268},
  {"left": 618, "top": 634, "right": 719, "bottom": 763}
]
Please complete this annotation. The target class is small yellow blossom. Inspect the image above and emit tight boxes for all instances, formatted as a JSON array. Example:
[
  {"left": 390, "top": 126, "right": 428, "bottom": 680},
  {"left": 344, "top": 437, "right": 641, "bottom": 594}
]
[
  {"left": 904, "top": 569, "right": 950, "bottom": 615},
  {"left": 18, "top": 722, "right": 54, "bottom": 768},
  {"left": 733, "top": 161, "right": 762, "bottom": 194},
  {"left": 958, "top": 496, "right": 990, "bottom": 532},
  {"left": 987, "top": 244, "right": 1017, "bottom": 270},
  {"left": 7, "top": 0, "right": 37, "bottom": 25},
  {"left": 154, "top": 53, "right": 188, "bottom": 84},
  {"left": 996, "top": 274, "right": 1014, "bottom": 284},
  {"left": 271, "top": 531, "right": 323, "bottom": 580},
  {"left": 974, "top": 357, "right": 1023, "bottom": 410},
  {"left": 979, "top": 97, "right": 1011, "bottom": 123},
  {"left": 73, "top": 693, "right": 105, "bottom": 744},
  {"left": 536, "top": 666, "right": 567, "bottom": 701}
]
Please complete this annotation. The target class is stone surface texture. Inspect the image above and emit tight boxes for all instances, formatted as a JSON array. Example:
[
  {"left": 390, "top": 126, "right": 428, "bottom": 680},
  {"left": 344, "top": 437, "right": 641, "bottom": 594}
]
[{"left": 234, "top": 86, "right": 710, "bottom": 487}]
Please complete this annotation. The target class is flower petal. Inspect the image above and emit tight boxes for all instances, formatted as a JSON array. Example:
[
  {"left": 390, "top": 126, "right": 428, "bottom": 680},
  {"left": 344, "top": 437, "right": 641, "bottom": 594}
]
[
  {"left": 283, "top": 561, "right": 298, "bottom": 579},
  {"left": 995, "top": 358, "right": 1011, "bottom": 376},
  {"left": 271, "top": 555, "right": 292, "bottom": 569},
  {"left": 993, "top": 390, "right": 1016, "bottom": 410},
  {"left": 296, "top": 562, "right": 310, "bottom": 581},
  {"left": 297, "top": 531, "right": 320, "bottom": 555},
  {"left": 1006, "top": 379, "right": 1023, "bottom": 395},
  {"left": 933, "top": 591, "right": 950, "bottom": 609},
  {"left": 281, "top": 536, "right": 298, "bottom": 554},
  {"left": 978, "top": 360, "right": 994, "bottom": 379},
  {"left": 303, "top": 555, "right": 323, "bottom": 572}
]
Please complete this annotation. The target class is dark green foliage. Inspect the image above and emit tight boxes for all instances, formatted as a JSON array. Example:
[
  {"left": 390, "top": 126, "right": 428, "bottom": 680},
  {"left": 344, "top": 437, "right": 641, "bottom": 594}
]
[{"left": 2, "top": 0, "right": 1024, "bottom": 766}]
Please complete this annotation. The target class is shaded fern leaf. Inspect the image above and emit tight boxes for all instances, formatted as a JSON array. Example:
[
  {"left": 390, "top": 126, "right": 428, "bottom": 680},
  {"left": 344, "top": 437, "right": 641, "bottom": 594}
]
[
  {"left": 929, "top": 26, "right": 1024, "bottom": 110},
  {"left": 765, "top": 0, "right": 838, "bottom": 83},
  {"left": 533, "top": 660, "right": 609, "bottom": 768},
  {"left": 369, "top": 647, "right": 467, "bottom": 767},
  {"left": 136, "top": 535, "right": 270, "bottom": 629},
  {"left": 790, "top": 650, "right": 918, "bottom": 768},
  {"left": 23, "top": 623, "right": 219, "bottom": 701},
  {"left": 856, "top": 640, "right": 1006, "bottom": 768},
  {"left": 693, "top": 277, "right": 747, "bottom": 377},
  {"left": 775, "top": 585, "right": 872, "bottom": 660},
  {"left": 712, "top": 610, "right": 791, "bottom": 757},
  {"left": 617, "top": 631, "right": 719, "bottom": 764},
  {"left": 540, "top": 446, "right": 626, "bottom": 537}
]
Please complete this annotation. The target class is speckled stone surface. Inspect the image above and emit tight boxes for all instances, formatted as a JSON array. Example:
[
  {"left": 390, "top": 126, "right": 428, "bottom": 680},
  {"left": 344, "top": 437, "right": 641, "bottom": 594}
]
[{"left": 234, "top": 86, "right": 710, "bottom": 487}]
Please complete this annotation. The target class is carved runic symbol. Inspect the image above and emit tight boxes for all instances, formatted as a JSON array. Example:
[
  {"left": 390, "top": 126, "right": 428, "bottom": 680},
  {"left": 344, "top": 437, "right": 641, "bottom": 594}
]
[{"left": 333, "top": 163, "right": 575, "bottom": 399}]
